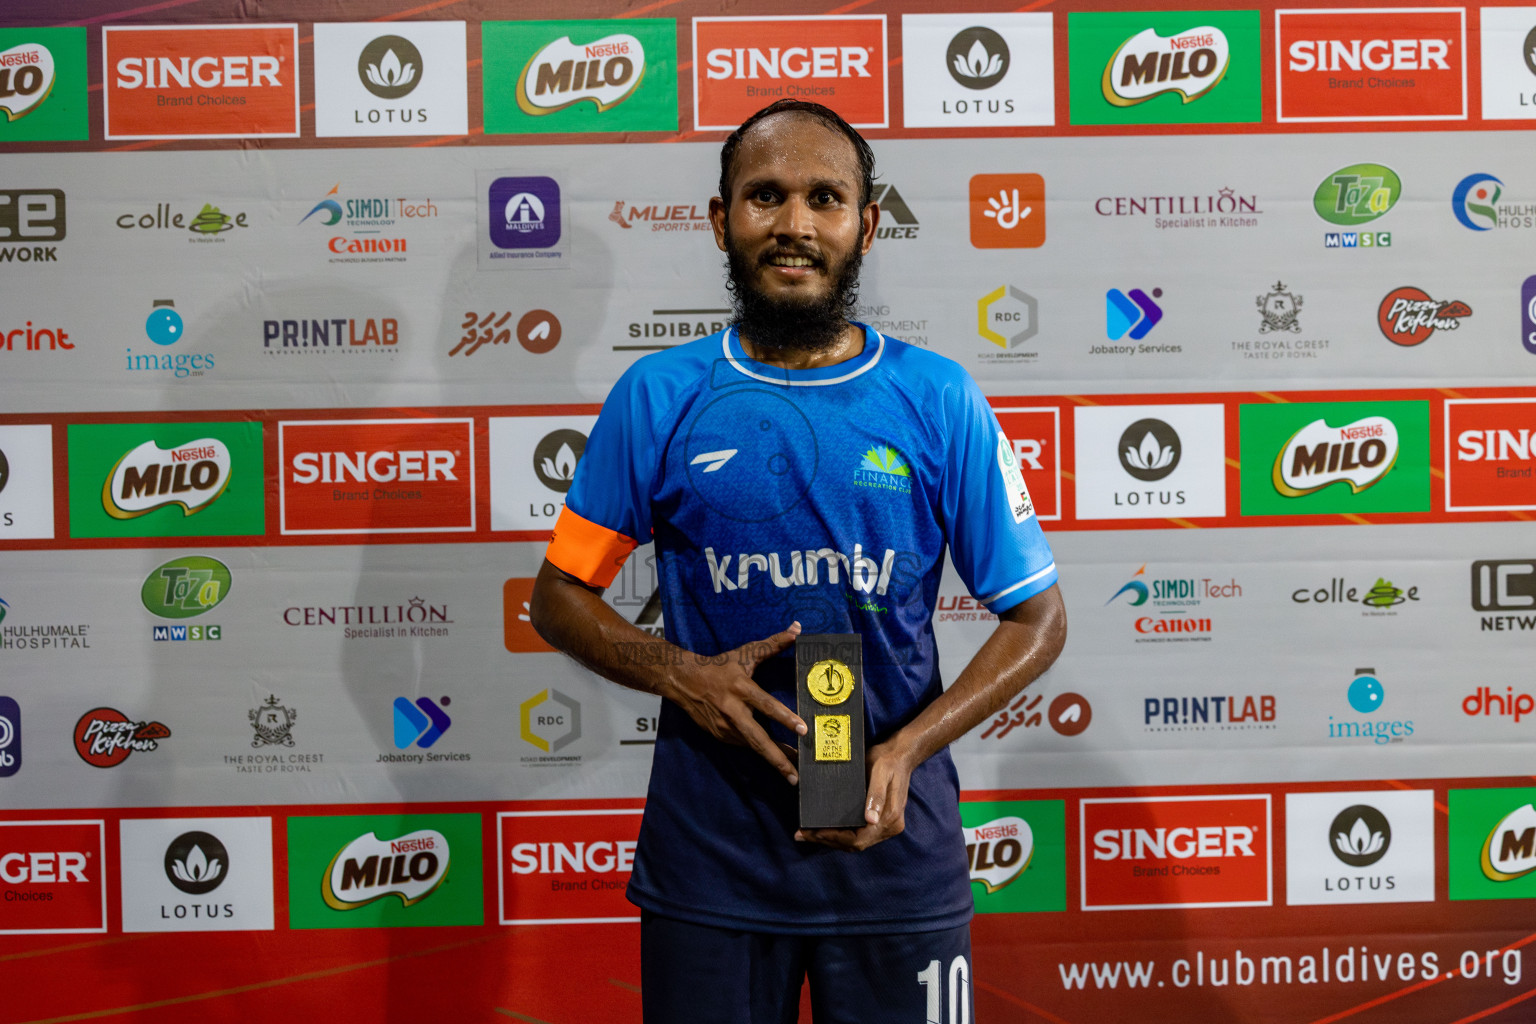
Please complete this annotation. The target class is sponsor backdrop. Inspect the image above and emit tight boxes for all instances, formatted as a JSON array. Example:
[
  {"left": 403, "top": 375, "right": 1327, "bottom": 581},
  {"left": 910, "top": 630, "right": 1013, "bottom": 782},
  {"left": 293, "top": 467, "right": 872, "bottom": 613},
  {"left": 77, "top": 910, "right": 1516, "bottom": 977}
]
[{"left": 2, "top": 0, "right": 1535, "bottom": 1021}]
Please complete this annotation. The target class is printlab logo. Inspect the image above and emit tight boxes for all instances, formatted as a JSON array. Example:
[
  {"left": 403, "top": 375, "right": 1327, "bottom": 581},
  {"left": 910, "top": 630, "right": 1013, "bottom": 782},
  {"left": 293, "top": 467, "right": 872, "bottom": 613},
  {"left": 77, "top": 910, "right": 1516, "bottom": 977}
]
[
  {"left": 969, "top": 173, "right": 1044, "bottom": 248},
  {"left": 520, "top": 689, "right": 581, "bottom": 755},
  {"left": 1257, "top": 282, "right": 1303, "bottom": 334},
  {"left": 359, "top": 35, "right": 420, "bottom": 99},
  {"left": 1117, "top": 418, "right": 1180, "bottom": 481},
  {"left": 74, "top": 707, "right": 171, "bottom": 768},
  {"left": 249, "top": 695, "right": 297, "bottom": 748},
  {"left": 1377, "top": 287, "right": 1471, "bottom": 346},
  {"left": 164, "top": 831, "right": 227, "bottom": 895},
  {"left": 0, "top": 29, "right": 88, "bottom": 142},
  {"left": 1106, "top": 287, "right": 1163, "bottom": 341},
  {"left": 393, "top": 696, "right": 451, "bottom": 749},
  {"left": 0, "top": 696, "right": 20, "bottom": 777},
  {"left": 534, "top": 429, "right": 586, "bottom": 493},
  {"left": 1453, "top": 173, "right": 1503, "bottom": 230},
  {"left": 980, "top": 690, "right": 1091, "bottom": 739}
]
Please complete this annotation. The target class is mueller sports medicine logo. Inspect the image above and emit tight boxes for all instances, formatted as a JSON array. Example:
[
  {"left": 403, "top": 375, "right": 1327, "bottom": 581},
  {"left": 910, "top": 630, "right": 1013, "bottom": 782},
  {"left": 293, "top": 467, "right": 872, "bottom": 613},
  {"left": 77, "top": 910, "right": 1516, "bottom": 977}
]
[
  {"left": 323, "top": 829, "right": 450, "bottom": 910},
  {"left": 1273, "top": 416, "right": 1398, "bottom": 496},
  {"left": 0, "top": 820, "right": 106, "bottom": 934},
  {"left": 103, "top": 439, "right": 231, "bottom": 520},
  {"left": 499, "top": 809, "right": 642, "bottom": 925},
  {"left": 278, "top": 419, "right": 474, "bottom": 535},
  {"left": 1082, "top": 795, "right": 1271, "bottom": 910},
  {"left": 693, "top": 16, "right": 888, "bottom": 130},
  {"left": 1102, "top": 25, "right": 1231, "bottom": 106},
  {"left": 1276, "top": 8, "right": 1466, "bottom": 122},
  {"left": 1377, "top": 287, "right": 1471, "bottom": 346},
  {"left": 103, "top": 25, "right": 300, "bottom": 139},
  {"left": 1446, "top": 400, "right": 1536, "bottom": 513}
]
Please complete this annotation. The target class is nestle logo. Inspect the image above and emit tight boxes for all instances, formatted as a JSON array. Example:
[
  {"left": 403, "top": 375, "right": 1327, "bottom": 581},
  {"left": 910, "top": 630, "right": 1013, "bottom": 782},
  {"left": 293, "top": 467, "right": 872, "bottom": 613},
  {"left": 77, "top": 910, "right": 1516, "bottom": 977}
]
[
  {"left": 1338, "top": 424, "right": 1383, "bottom": 440},
  {"left": 390, "top": 837, "right": 436, "bottom": 854}
]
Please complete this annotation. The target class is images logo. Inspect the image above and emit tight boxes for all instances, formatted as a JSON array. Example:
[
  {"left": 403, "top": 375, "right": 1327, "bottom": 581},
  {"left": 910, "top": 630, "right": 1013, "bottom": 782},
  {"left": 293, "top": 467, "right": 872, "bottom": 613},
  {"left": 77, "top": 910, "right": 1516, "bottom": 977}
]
[
  {"left": 1102, "top": 26, "right": 1230, "bottom": 106},
  {"left": 0, "top": 820, "right": 106, "bottom": 933},
  {"left": 0, "top": 696, "right": 19, "bottom": 777},
  {"left": 1327, "top": 668, "right": 1413, "bottom": 746},
  {"left": 1448, "top": 400, "right": 1536, "bottom": 512},
  {"left": 900, "top": 14, "right": 1055, "bottom": 128},
  {"left": 141, "top": 555, "right": 230, "bottom": 620},
  {"left": 1276, "top": 8, "right": 1466, "bottom": 122},
  {"left": 969, "top": 174, "right": 1045, "bottom": 248},
  {"left": 1082, "top": 795, "right": 1271, "bottom": 910},
  {"left": 127, "top": 299, "right": 215, "bottom": 380},
  {"left": 488, "top": 175, "right": 561, "bottom": 250},
  {"left": 393, "top": 697, "right": 452, "bottom": 749},
  {"left": 499, "top": 809, "right": 642, "bottom": 924},
  {"left": 1106, "top": 288, "right": 1163, "bottom": 340},
  {"left": 74, "top": 707, "right": 171, "bottom": 768},
  {"left": 1239, "top": 401, "right": 1429, "bottom": 515},
  {"left": 0, "top": 29, "right": 88, "bottom": 142},
  {"left": 484, "top": 20, "right": 677, "bottom": 134},
  {"left": 1314, "top": 164, "right": 1401, "bottom": 225},
  {"left": 1452, "top": 173, "right": 1503, "bottom": 230},
  {"left": 521, "top": 689, "right": 581, "bottom": 754}
]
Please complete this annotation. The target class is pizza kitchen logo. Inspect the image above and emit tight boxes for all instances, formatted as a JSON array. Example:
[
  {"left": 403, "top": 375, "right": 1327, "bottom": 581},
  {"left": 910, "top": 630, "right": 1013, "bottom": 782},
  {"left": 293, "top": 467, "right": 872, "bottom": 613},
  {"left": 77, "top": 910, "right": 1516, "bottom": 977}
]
[
  {"left": 1377, "top": 287, "right": 1470, "bottom": 346},
  {"left": 74, "top": 707, "right": 170, "bottom": 768}
]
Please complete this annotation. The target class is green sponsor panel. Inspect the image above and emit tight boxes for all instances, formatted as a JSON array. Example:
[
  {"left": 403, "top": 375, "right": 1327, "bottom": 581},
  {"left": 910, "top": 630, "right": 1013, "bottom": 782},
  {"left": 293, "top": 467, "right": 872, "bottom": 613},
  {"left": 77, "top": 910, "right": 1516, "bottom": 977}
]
[
  {"left": 1068, "top": 11, "right": 1261, "bottom": 126},
  {"left": 1449, "top": 788, "right": 1536, "bottom": 901},
  {"left": 287, "top": 813, "right": 484, "bottom": 929},
  {"left": 960, "top": 799, "right": 1065, "bottom": 913},
  {"left": 67, "top": 422, "right": 265, "bottom": 539},
  {"left": 1238, "top": 401, "right": 1430, "bottom": 516},
  {"left": 482, "top": 19, "right": 678, "bottom": 135},
  {"left": 0, "top": 28, "right": 88, "bottom": 142}
]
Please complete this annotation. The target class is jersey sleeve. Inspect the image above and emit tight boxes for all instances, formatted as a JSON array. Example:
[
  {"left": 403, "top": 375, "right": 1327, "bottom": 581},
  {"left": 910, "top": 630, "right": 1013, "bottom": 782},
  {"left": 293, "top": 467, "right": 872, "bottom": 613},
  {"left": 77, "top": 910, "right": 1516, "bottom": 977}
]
[
  {"left": 545, "top": 363, "right": 660, "bottom": 588},
  {"left": 939, "top": 377, "right": 1058, "bottom": 614}
]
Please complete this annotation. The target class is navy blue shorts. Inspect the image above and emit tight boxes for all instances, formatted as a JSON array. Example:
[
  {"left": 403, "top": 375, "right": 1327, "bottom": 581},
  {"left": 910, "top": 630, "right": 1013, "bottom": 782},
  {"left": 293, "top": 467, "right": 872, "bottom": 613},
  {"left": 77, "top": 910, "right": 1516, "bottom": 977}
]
[{"left": 640, "top": 910, "right": 974, "bottom": 1024}]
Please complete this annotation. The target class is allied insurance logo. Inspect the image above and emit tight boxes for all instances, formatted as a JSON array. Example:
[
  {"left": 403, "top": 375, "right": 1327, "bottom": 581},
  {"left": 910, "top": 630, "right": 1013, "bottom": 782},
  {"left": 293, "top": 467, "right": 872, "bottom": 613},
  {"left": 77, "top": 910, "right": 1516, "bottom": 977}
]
[
  {"left": 1276, "top": 8, "right": 1467, "bottom": 122},
  {"left": 483, "top": 19, "right": 678, "bottom": 134},
  {"left": 277, "top": 418, "right": 475, "bottom": 535},
  {"left": 0, "top": 28, "right": 89, "bottom": 142},
  {"left": 103, "top": 25, "right": 300, "bottom": 139},
  {"left": 0, "top": 820, "right": 106, "bottom": 934},
  {"left": 499, "top": 809, "right": 643, "bottom": 924},
  {"left": 1446, "top": 398, "right": 1536, "bottom": 512},
  {"left": 693, "top": 16, "right": 888, "bottom": 130}
]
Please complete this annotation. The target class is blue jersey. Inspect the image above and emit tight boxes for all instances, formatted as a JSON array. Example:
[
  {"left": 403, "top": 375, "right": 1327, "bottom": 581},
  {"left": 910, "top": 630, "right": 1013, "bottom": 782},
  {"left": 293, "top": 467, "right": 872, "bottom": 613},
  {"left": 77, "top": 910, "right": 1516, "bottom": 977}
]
[{"left": 546, "top": 324, "right": 1057, "bottom": 934}]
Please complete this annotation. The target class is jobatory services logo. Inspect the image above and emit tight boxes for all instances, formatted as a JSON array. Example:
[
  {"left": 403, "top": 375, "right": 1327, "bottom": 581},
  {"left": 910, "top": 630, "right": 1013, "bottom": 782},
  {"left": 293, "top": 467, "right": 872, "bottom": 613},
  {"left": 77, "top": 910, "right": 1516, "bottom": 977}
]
[
  {"left": 0, "top": 29, "right": 88, "bottom": 142},
  {"left": 0, "top": 424, "right": 56, "bottom": 539},
  {"left": 1471, "top": 559, "right": 1536, "bottom": 633},
  {"left": 1449, "top": 787, "right": 1536, "bottom": 899},
  {"left": 392, "top": 696, "right": 454, "bottom": 751},
  {"left": 1239, "top": 400, "right": 1429, "bottom": 516},
  {"left": 1104, "top": 288, "right": 1164, "bottom": 345},
  {"left": 901, "top": 15, "right": 1054, "bottom": 128},
  {"left": 67, "top": 422, "right": 265, "bottom": 540},
  {"left": 1074, "top": 405, "right": 1226, "bottom": 520},
  {"left": 0, "top": 696, "right": 19, "bottom": 778},
  {"left": 0, "top": 187, "right": 66, "bottom": 264},
  {"left": 1275, "top": 7, "right": 1467, "bottom": 122},
  {"left": 482, "top": 19, "right": 676, "bottom": 134},
  {"left": 960, "top": 801, "right": 1066, "bottom": 913},
  {"left": 1285, "top": 791, "right": 1435, "bottom": 905},
  {"left": 277, "top": 418, "right": 474, "bottom": 535},
  {"left": 74, "top": 707, "right": 171, "bottom": 768},
  {"left": 1068, "top": 11, "right": 1261, "bottom": 126},
  {"left": 1376, "top": 287, "right": 1471, "bottom": 346},
  {"left": 288, "top": 814, "right": 483, "bottom": 929},
  {"left": 499, "top": 809, "right": 642, "bottom": 925},
  {"left": 1327, "top": 667, "right": 1414, "bottom": 746},
  {"left": 118, "top": 817, "right": 275, "bottom": 932},
  {"left": 693, "top": 16, "right": 888, "bottom": 130},
  {"left": 488, "top": 415, "right": 598, "bottom": 530},
  {"left": 969, "top": 174, "right": 1045, "bottom": 248},
  {"left": 312, "top": 22, "right": 468, "bottom": 137},
  {"left": 0, "top": 820, "right": 106, "bottom": 934},
  {"left": 103, "top": 24, "right": 300, "bottom": 139},
  {"left": 1081, "top": 795, "right": 1272, "bottom": 910},
  {"left": 1479, "top": 8, "right": 1536, "bottom": 119},
  {"left": 1448, "top": 399, "right": 1536, "bottom": 512}
]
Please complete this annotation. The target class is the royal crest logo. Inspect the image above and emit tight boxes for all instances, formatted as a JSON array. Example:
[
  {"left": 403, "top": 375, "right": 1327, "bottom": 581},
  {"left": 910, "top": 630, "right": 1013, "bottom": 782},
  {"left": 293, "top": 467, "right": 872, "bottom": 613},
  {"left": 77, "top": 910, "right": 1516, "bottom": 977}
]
[
  {"left": 1102, "top": 26, "right": 1230, "bottom": 106},
  {"left": 516, "top": 33, "right": 645, "bottom": 114},
  {"left": 1377, "top": 287, "right": 1471, "bottom": 346},
  {"left": 323, "top": 829, "right": 450, "bottom": 910},
  {"left": 249, "top": 695, "right": 297, "bottom": 748},
  {"left": 0, "top": 43, "right": 56, "bottom": 121},
  {"left": 1273, "top": 416, "right": 1399, "bottom": 497},
  {"left": 103, "top": 438, "right": 231, "bottom": 519},
  {"left": 1257, "top": 282, "right": 1303, "bottom": 334}
]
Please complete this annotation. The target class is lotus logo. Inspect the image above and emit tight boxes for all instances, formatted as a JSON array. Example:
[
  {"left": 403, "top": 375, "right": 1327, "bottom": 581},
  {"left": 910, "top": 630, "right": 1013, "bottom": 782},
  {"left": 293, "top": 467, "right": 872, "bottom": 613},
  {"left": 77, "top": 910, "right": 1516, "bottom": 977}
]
[
  {"left": 324, "top": 829, "right": 450, "bottom": 910},
  {"left": 1329, "top": 805, "right": 1390, "bottom": 868},
  {"left": 0, "top": 43, "right": 57, "bottom": 122},
  {"left": 103, "top": 438, "right": 232, "bottom": 519},
  {"left": 1273, "top": 416, "right": 1399, "bottom": 497},
  {"left": 1313, "top": 164, "right": 1401, "bottom": 226},
  {"left": 1117, "top": 419, "right": 1180, "bottom": 482},
  {"left": 1102, "top": 27, "right": 1230, "bottom": 106},
  {"left": 1481, "top": 803, "right": 1536, "bottom": 882},
  {"left": 516, "top": 33, "right": 645, "bottom": 115},
  {"left": 358, "top": 35, "right": 422, "bottom": 100},
  {"left": 532, "top": 429, "right": 586, "bottom": 493},
  {"left": 946, "top": 27, "right": 1009, "bottom": 90},
  {"left": 164, "top": 831, "right": 228, "bottom": 895},
  {"left": 964, "top": 815, "right": 1033, "bottom": 893}
]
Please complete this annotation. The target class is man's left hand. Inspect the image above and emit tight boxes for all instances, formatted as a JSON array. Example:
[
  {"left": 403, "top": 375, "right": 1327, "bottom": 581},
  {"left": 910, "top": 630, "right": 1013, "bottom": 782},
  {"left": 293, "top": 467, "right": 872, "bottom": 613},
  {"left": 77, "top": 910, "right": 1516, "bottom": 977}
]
[{"left": 793, "top": 741, "right": 915, "bottom": 852}]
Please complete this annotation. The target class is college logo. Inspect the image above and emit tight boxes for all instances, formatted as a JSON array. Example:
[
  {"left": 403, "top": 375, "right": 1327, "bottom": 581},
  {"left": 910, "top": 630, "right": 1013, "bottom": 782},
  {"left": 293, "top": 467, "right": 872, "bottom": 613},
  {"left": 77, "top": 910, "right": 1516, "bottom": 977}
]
[
  {"left": 0, "top": 696, "right": 19, "bottom": 777},
  {"left": 393, "top": 697, "right": 452, "bottom": 750},
  {"left": 488, "top": 415, "right": 597, "bottom": 530},
  {"left": 118, "top": 817, "right": 275, "bottom": 932},
  {"left": 993, "top": 407, "right": 1060, "bottom": 521},
  {"left": 0, "top": 424, "right": 55, "bottom": 539},
  {"left": 483, "top": 20, "right": 676, "bottom": 134},
  {"left": 1239, "top": 401, "right": 1429, "bottom": 516},
  {"left": 693, "top": 16, "right": 888, "bottom": 130},
  {"left": 1081, "top": 795, "right": 1271, "bottom": 910},
  {"left": 249, "top": 695, "right": 297, "bottom": 748},
  {"left": 520, "top": 689, "right": 581, "bottom": 758},
  {"left": 0, "top": 29, "right": 87, "bottom": 142},
  {"left": 1479, "top": 8, "right": 1536, "bottom": 119},
  {"left": 961, "top": 801, "right": 1066, "bottom": 913},
  {"left": 0, "top": 188, "right": 66, "bottom": 263},
  {"left": 1292, "top": 575, "right": 1420, "bottom": 614},
  {"left": 103, "top": 25, "right": 300, "bottom": 139},
  {"left": 1276, "top": 8, "right": 1466, "bottom": 122},
  {"left": 900, "top": 15, "right": 1055, "bottom": 128},
  {"left": 969, "top": 174, "right": 1045, "bottom": 248},
  {"left": 288, "top": 814, "right": 482, "bottom": 928},
  {"left": 499, "top": 809, "right": 642, "bottom": 924},
  {"left": 1074, "top": 404, "right": 1226, "bottom": 520},
  {"left": 1286, "top": 791, "right": 1434, "bottom": 905},
  {"left": 115, "top": 203, "right": 249, "bottom": 240},
  {"left": 312, "top": 23, "right": 468, "bottom": 138},
  {"left": 74, "top": 707, "right": 171, "bottom": 768},
  {"left": 0, "top": 820, "right": 106, "bottom": 934},
  {"left": 277, "top": 418, "right": 474, "bottom": 535},
  {"left": 1377, "top": 287, "right": 1470, "bottom": 346},
  {"left": 1069, "top": 11, "right": 1260, "bottom": 125}
]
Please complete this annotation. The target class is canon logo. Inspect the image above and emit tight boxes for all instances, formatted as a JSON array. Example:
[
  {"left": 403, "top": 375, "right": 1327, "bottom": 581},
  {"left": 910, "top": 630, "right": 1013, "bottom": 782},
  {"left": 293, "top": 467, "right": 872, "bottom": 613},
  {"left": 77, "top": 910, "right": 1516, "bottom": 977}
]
[
  {"left": 508, "top": 840, "right": 637, "bottom": 874},
  {"left": 1287, "top": 39, "right": 1449, "bottom": 73},
  {"left": 705, "top": 46, "right": 870, "bottom": 81},
  {"left": 114, "top": 55, "right": 281, "bottom": 89},
  {"left": 290, "top": 450, "right": 457, "bottom": 484},
  {"left": 1092, "top": 826, "right": 1256, "bottom": 861},
  {"left": 0, "top": 851, "right": 88, "bottom": 883}
]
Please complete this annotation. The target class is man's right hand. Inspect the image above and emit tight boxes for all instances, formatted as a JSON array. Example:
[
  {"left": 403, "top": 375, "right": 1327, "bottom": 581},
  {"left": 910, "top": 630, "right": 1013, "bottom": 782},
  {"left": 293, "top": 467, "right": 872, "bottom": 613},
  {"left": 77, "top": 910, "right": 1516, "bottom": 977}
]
[{"left": 656, "top": 622, "right": 808, "bottom": 784}]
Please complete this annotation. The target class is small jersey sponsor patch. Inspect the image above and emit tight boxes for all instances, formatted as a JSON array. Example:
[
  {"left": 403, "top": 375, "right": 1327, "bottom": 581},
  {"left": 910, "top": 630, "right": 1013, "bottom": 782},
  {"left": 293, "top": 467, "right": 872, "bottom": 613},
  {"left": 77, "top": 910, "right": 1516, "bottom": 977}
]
[{"left": 996, "top": 430, "right": 1035, "bottom": 523}]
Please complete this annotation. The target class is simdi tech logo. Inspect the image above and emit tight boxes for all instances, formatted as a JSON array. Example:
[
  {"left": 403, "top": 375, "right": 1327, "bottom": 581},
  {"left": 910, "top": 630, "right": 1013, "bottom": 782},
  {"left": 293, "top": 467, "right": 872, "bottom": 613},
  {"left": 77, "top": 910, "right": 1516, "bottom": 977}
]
[
  {"left": 312, "top": 22, "right": 468, "bottom": 138},
  {"left": 0, "top": 28, "right": 88, "bottom": 142},
  {"left": 961, "top": 800, "right": 1065, "bottom": 914},
  {"left": 0, "top": 820, "right": 106, "bottom": 934},
  {"left": 499, "top": 809, "right": 643, "bottom": 925},
  {"left": 103, "top": 25, "right": 300, "bottom": 139},
  {"left": 692, "top": 16, "right": 888, "bottom": 130},
  {"left": 287, "top": 813, "right": 482, "bottom": 929},
  {"left": 900, "top": 14, "right": 1055, "bottom": 128},
  {"left": 1275, "top": 7, "right": 1467, "bottom": 122},
  {"left": 1449, "top": 787, "right": 1536, "bottom": 900},
  {"left": 482, "top": 19, "right": 677, "bottom": 134},
  {"left": 1067, "top": 11, "right": 1261, "bottom": 126},
  {"left": 1239, "top": 400, "right": 1430, "bottom": 516},
  {"left": 67, "top": 422, "right": 265, "bottom": 540}
]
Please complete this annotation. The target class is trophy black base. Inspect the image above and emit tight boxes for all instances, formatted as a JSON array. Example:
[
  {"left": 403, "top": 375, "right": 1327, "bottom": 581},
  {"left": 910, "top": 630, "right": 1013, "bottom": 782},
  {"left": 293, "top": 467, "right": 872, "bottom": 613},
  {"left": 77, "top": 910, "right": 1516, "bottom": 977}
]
[{"left": 796, "top": 634, "right": 866, "bottom": 829}]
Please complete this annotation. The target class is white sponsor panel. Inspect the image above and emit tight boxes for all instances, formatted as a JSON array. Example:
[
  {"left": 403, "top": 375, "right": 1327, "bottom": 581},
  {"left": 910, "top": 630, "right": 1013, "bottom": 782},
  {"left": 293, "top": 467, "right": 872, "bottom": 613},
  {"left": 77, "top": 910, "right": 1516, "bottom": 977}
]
[
  {"left": 1480, "top": 6, "right": 1536, "bottom": 120},
  {"left": 1285, "top": 790, "right": 1434, "bottom": 905},
  {"left": 312, "top": 22, "right": 468, "bottom": 138},
  {"left": 119, "top": 816, "right": 275, "bottom": 932},
  {"left": 489, "top": 414, "right": 598, "bottom": 531},
  {"left": 0, "top": 424, "right": 54, "bottom": 539},
  {"left": 1073, "top": 404, "right": 1226, "bottom": 520},
  {"left": 900, "top": 14, "right": 1054, "bottom": 127}
]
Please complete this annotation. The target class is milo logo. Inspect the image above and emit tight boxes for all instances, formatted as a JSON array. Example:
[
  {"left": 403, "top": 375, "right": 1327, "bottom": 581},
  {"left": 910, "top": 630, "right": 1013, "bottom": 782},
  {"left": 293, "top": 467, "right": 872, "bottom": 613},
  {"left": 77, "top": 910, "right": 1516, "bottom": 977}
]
[
  {"left": 103, "top": 438, "right": 231, "bottom": 519},
  {"left": 0, "top": 43, "right": 56, "bottom": 121}
]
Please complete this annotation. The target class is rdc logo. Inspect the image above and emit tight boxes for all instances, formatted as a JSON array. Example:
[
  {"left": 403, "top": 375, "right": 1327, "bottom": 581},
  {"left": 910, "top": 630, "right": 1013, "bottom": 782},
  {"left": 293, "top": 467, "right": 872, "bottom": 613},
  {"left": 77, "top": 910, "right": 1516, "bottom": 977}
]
[{"left": 0, "top": 696, "right": 20, "bottom": 777}]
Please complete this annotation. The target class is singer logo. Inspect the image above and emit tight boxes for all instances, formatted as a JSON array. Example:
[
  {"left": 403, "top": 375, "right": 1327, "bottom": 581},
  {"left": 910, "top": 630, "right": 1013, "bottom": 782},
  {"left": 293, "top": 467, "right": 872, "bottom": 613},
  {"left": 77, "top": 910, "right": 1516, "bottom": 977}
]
[
  {"left": 1275, "top": 8, "right": 1467, "bottom": 122},
  {"left": 103, "top": 25, "right": 299, "bottom": 139},
  {"left": 1081, "top": 795, "right": 1271, "bottom": 910},
  {"left": 0, "top": 821, "right": 105, "bottom": 934},
  {"left": 499, "top": 809, "right": 643, "bottom": 924},
  {"left": 693, "top": 16, "right": 887, "bottom": 130},
  {"left": 1446, "top": 399, "right": 1536, "bottom": 512},
  {"left": 103, "top": 438, "right": 231, "bottom": 520},
  {"left": 278, "top": 418, "right": 475, "bottom": 535}
]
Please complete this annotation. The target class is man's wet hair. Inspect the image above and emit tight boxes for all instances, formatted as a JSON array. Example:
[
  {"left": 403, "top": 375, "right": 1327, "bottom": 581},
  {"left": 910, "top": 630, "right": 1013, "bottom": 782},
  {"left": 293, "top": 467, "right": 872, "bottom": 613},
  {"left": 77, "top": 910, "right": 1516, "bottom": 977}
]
[{"left": 717, "top": 99, "right": 877, "bottom": 210}]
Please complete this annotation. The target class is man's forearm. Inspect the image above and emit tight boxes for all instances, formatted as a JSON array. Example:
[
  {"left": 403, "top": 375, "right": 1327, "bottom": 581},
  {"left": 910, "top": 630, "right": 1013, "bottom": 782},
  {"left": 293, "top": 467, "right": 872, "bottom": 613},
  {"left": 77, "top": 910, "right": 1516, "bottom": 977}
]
[{"left": 527, "top": 559, "right": 680, "bottom": 696}]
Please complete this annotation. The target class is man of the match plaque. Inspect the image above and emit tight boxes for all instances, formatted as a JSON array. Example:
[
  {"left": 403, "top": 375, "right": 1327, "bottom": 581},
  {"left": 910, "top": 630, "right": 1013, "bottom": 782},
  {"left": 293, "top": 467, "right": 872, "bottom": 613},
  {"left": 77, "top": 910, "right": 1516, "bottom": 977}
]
[{"left": 795, "top": 634, "right": 867, "bottom": 828}]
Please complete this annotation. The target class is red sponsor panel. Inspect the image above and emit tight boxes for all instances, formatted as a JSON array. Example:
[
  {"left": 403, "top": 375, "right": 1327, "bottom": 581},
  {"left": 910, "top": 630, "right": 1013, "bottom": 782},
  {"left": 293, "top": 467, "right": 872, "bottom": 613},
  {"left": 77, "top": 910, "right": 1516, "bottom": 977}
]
[
  {"left": 692, "top": 17, "right": 888, "bottom": 130},
  {"left": 278, "top": 418, "right": 476, "bottom": 535},
  {"left": 504, "top": 578, "right": 557, "bottom": 653},
  {"left": 1081, "top": 795, "right": 1271, "bottom": 910},
  {"left": 993, "top": 406, "right": 1060, "bottom": 520},
  {"left": 1275, "top": 8, "right": 1466, "bottom": 122},
  {"left": 1445, "top": 398, "right": 1536, "bottom": 511},
  {"left": 103, "top": 25, "right": 300, "bottom": 139},
  {"left": 498, "top": 809, "right": 643, "bottom": 924},
  {"left": 0, "top": 820, "right": 106, "bottom": 934}
]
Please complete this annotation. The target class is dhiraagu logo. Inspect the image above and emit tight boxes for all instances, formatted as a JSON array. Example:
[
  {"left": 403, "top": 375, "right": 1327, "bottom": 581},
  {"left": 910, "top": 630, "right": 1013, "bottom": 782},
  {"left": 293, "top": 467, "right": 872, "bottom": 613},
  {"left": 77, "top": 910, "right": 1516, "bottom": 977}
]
[
  {"left": 960, "top": 800, "right": 1065, "bottom": 913},
  {"left": 1314, "top": 164, "right": 1402, "bottom": 226},
  {"left": 853, "top": 445, "right": 912, "bottom": 495}
]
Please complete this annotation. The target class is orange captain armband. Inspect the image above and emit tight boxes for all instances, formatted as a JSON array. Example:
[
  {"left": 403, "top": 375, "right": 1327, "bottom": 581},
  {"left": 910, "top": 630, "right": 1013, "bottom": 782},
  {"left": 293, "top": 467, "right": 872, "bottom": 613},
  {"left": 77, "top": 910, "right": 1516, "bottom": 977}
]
[{"left": 545, "top": 506, "right": 639, "bottom": 589}]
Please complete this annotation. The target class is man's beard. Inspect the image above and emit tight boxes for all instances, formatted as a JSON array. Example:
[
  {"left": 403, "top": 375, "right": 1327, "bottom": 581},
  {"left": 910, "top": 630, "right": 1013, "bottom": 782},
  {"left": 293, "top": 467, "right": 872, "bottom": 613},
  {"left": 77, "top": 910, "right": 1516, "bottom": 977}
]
[{"left": 724, "top": 228, "right": 863, "bottom": 355}]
